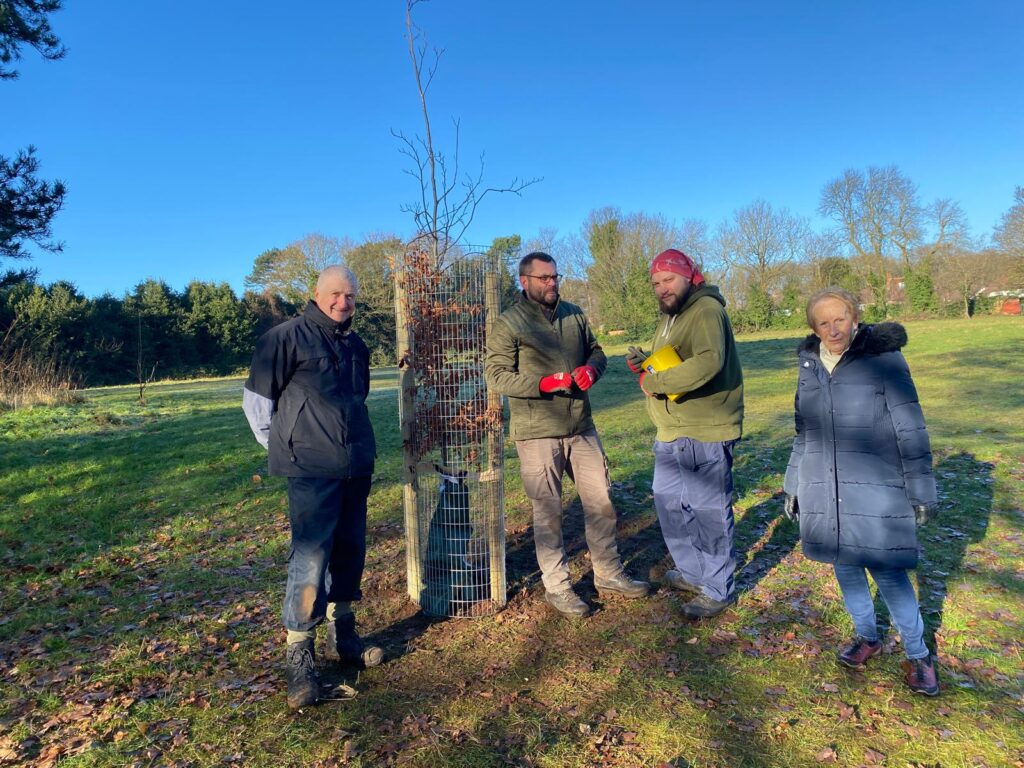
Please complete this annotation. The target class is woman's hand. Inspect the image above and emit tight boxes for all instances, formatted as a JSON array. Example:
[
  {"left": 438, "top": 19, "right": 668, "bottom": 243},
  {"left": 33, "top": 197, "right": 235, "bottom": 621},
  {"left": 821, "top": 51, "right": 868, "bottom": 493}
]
[
  {"left": 914, "top": 504, "right": 936, "bottom": 525},
  {"left": 784, "top": 494, "right": 799, "bottom": 523}
]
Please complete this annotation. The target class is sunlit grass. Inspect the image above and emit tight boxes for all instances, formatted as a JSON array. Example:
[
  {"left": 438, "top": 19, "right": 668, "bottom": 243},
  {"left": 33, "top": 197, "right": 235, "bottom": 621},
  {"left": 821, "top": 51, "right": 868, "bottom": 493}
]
[{"left": 0, "top": 316, "right": 1021, "bottom": 766}]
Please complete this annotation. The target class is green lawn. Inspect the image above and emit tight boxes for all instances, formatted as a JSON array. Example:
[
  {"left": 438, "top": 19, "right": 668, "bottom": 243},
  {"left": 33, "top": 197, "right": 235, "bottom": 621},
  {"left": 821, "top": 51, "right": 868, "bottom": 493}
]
[{"left": 1, "top": 316, "right": 1022, "bottom": 767}]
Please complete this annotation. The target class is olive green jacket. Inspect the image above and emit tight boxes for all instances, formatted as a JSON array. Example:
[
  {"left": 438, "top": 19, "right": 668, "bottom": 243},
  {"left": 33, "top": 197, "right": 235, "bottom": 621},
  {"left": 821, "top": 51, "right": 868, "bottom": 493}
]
[
  {"left": 485, "top": 293, "right": 607, "bottom": 441},
  {"left": 643, "top": 285, "right": 744, "bottom": 442}
]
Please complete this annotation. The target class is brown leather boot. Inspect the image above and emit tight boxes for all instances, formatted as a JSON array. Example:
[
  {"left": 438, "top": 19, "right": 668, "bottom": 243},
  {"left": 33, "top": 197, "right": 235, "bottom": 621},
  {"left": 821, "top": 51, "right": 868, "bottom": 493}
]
[
  {"left": 903, "top": 655, "right": 939, "bottom": 696},
  {"left": 837, "top": 636, "right": 882, "bottom": 668}
]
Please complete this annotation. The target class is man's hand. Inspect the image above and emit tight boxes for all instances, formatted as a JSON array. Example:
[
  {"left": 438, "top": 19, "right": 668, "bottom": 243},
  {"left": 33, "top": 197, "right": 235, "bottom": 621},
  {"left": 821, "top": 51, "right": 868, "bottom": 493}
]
[
  {"left": 539, "top": 372, "right": 573, "bottom": 394},
  {"left": 639, "top": 370, "right": 652, "bottom": 396},
  {"left": 626, "top": 346, "right": 648, "bottom": 374},
  {"left": 914, "top": 504, "right": 936, "bottom": 526},
  {"left": 784, "top": 494, "right": 799, "bottom": 523},
  {"left": 571, "top": 365, "right": 597, "bottom": 391}
]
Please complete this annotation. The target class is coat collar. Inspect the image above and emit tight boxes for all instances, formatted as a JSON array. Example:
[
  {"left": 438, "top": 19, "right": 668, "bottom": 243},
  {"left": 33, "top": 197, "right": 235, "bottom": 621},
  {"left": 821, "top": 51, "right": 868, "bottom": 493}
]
[
  {"left": 303, "top": 299, "right": 353, "bottom": 334},
  {"left": 797, "top": 321, "right": 908, "bottom": 357}
]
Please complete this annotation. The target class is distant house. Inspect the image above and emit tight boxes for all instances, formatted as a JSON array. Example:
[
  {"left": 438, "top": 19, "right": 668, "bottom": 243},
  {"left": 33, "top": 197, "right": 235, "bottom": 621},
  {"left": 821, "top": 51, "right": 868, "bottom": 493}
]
[
  {"left": 886, "top": 274, "right": 905, "bottom": 303},
  {"left": 981, "top": 290, "right": 1024, "bottom": 316},
  {"left": 857, "top": 273, "right": 905, "bottom": 308},
  {"left": 997, "top": 297, "right": 1022, "bottom": 315}
]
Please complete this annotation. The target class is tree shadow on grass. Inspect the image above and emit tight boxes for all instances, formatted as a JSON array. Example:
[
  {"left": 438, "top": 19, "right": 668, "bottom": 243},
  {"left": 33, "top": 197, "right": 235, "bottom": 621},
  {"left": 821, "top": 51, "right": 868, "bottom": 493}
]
[
  {"left": 736, "top": 335, "right": 803, "bottom": 373},
  {"left": 848, "top": 451, "right": 997, "bottom": 659},
  {"left": 913, "top": 451, "right": 994, "bottom": 649},
  {"left": 734, "top": 495, "right": 798, "bottom": 596},
  {"left": 0, "top": 404, "right": 260, "bottom": 602}
]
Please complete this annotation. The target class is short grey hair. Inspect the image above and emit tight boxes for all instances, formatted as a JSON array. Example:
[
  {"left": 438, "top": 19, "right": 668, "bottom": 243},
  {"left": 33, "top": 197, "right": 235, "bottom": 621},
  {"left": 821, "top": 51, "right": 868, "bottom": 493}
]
[
  {"left": 806, "top": 286, "right": 859, "bottom": 329},
  {"left": 316, "top": 265, "right": 359, "bottom": 294}
]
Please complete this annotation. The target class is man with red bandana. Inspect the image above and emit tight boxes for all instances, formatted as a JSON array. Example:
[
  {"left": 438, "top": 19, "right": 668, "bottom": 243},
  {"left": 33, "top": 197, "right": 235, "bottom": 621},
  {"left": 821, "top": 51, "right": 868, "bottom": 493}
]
[{"left": 626, "top": 249, "right": 744, "bottom": 618}]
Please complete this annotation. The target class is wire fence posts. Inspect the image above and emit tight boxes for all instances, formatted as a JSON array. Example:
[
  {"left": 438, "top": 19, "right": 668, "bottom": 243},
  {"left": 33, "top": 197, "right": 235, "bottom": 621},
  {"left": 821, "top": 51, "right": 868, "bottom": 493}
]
[{"left": 393, "top": 244, "right": 506, "bottom": 617}]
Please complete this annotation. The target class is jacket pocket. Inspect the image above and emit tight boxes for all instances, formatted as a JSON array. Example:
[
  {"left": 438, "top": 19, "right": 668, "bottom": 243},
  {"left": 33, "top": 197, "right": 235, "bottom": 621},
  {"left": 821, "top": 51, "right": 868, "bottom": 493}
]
[{"left": 284, "top": 396, "right": 309, "bottom": 459}]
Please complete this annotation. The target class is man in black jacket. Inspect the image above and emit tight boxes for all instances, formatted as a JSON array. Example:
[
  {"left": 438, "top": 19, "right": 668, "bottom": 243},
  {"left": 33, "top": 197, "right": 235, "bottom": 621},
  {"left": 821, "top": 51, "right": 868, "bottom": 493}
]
[{"left": 243, "top": 265, "right": 382, "bottom": 710}]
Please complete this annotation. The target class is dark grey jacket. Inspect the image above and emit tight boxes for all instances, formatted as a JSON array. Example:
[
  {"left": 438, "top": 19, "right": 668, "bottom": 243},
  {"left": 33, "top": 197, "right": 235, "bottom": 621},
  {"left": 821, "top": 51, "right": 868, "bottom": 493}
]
[
  {"left": 783, "top": 323, "right": 936, "bottom": 569},
  {"left": 242, "top": 301, "right": 376, "bottom": 479}
]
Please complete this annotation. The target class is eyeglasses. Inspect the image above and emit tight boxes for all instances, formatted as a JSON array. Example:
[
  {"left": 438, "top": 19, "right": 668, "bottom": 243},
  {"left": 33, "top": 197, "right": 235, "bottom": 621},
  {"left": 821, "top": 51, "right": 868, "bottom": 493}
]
[{"left": 524, "top": 273, "right": 561, "bottom": 284}]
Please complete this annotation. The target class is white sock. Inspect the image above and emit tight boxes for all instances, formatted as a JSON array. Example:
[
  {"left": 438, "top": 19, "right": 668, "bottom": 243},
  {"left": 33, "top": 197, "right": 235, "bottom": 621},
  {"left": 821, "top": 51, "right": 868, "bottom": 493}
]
[
  {"left": 327, "top": 602, "right": 352, "bottom": 622},
  {"left": 286, "top": 629, "right": 315, "bottom": 645}
]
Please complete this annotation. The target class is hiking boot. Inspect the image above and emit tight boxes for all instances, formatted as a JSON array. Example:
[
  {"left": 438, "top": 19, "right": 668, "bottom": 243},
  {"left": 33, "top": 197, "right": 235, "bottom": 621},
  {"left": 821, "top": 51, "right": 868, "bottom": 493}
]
[
  {"left": 285, "top": 639, "right": 319, "bottom": 710},
  {"left": 663, "top": 569, "right": 701, "bottom": 595},
  {"left": 837, "top": 636, "right": 882, "bottom": 669},
  {"left": 595, "top": 572, "right": 651, "bottom": 599},
  {"left": 681, "top": 593, "right": 736, "bottom": 619},
  {"left": 903, "top": 655, "right": 939, "bottom": 696},
  {"left": 324, "top": 614, "right": 384, "bottom": 668},
  {"left": 544, "top": 588, "right": 591, "bottom": 618}
]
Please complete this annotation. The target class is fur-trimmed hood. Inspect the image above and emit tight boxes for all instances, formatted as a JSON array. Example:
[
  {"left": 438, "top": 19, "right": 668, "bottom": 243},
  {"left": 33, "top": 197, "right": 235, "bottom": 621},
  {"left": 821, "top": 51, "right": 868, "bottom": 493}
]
[{"left": 797, "top": 322, "right": 908, "bottom": 356}]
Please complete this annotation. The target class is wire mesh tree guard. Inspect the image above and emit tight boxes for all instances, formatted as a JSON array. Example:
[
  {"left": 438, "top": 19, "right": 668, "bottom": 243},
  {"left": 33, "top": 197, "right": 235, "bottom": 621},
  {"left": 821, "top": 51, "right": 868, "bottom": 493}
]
[{"left": 393, "top": 245, "right": 506, "bottom": 617}]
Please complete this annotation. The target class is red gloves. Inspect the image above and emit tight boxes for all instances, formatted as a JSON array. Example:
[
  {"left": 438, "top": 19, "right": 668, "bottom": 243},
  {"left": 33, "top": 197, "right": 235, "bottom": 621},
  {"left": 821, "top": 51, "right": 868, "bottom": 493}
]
[
  {"left": 625, "top": 346, "right": 648, "bottom": 374},
  {"left": 571, "top": 365, "right": 597, "bottom": 391},
  {"left": 541, "top": 367, "right": 598, "bottom": 394},
  {"left": 639, "top": 370, "right": 651, "bottom": 396},
  {"left": 539, "top": 372, "right": 573, "bottom": 393}
]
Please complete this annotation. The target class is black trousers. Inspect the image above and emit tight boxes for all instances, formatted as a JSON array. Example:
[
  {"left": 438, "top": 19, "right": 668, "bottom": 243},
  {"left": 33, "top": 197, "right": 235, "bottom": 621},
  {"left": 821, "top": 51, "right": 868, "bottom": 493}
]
[{"left": 282, "top": 475, "right": 371, "bottom": 632}]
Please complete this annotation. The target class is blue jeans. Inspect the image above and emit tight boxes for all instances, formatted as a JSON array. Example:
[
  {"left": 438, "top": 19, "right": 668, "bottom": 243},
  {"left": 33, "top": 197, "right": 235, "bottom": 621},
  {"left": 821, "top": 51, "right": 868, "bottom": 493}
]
[
  {"left": 833, "top": 564, "right": 928, "bottom": 660},
  {"left": 652, "top": 438, "right": 736, "bottom": 602},
  {"left": 283, "top": 475, "right": 371, "bottom": 632}
]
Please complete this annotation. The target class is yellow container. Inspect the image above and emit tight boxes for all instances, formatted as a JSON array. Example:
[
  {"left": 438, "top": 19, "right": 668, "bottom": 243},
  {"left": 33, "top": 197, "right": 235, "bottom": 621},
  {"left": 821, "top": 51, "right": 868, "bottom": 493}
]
[{"left": 643, "top": 346, "right": 685, "bottom": 402}]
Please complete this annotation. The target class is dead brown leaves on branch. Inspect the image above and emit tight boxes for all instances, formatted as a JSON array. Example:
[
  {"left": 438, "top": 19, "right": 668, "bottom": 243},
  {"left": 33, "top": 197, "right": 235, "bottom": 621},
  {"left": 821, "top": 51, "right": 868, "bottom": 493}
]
[{"left": 395, "top": 247, "right": 501, "bottom": 469}]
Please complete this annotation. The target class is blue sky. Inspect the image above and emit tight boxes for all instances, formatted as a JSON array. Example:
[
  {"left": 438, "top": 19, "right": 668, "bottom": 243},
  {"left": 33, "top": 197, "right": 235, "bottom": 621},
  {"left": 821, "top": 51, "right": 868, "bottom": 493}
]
[{"left": 4, "top": 1, "right": 1022, "bottom": 297}]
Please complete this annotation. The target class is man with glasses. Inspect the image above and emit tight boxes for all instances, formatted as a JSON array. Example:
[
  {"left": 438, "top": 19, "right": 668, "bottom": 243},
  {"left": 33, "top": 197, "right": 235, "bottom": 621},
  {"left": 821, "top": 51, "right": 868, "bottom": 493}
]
[{"left": 485, "top": 251, "right": 650, "bottom": 617}]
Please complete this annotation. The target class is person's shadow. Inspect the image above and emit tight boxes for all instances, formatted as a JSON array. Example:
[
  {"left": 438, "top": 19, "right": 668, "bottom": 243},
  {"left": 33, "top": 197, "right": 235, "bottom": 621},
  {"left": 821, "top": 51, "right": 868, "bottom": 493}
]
[
  {"left": 734, "top": 494, "right": 799, "bottom": 595},
  {"left": 915, "top": 451, "right": 995, "bottom": 648},
  {"left": 867, "top": 451, "right": 995, "bottom": 653}
]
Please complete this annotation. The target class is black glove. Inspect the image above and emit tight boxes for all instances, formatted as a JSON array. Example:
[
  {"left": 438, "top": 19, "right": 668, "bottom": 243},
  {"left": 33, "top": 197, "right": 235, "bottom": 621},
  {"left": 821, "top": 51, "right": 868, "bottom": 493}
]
[
  {"left": 784, "top": 494, "right": 799, "bottom": 523},
  {"left": 626, "top": 346, "right": 648, "bottom": 374},
  {"left": 914, "top": 504, "right": 935, "bottom": 526}
]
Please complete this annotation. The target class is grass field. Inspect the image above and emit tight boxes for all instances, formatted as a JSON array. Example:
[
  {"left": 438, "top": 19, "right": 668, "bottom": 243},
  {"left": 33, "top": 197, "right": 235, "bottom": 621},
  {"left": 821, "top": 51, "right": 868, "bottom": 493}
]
[{"left": 1, "top": 316, "right": 1022, "bottom": 767}]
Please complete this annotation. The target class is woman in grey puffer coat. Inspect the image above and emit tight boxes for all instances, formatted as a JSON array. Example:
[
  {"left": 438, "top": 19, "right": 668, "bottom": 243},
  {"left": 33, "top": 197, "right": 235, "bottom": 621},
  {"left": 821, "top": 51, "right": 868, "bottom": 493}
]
[{"left": 783, "top": 287, "right": 940, "bottom": 696}]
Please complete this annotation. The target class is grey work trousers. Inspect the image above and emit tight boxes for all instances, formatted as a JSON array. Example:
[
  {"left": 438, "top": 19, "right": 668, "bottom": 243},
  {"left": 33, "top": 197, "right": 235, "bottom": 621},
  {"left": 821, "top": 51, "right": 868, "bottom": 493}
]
[{"left": 515, "top": 428, "right": 624, "bottom": 593}]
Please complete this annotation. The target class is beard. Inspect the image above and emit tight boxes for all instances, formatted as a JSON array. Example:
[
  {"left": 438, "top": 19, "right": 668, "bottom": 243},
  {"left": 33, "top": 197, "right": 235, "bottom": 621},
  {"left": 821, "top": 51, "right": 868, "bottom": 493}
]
[
  {"left": 659, "top": 292, "right": 686, "bottom": 315},
  {"left": 527, "top": 284, "right": 559, "bottom": 308}
]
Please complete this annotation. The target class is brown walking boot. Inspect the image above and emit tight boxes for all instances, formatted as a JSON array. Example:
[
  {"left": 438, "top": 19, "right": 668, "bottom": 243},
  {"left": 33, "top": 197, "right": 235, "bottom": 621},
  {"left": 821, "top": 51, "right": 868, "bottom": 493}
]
[
  {"left": 837, "top": 636, "right": 882, "bottom": 669},
  {"left": 903, "top": 655, "right": 939, "bottom": 696}
]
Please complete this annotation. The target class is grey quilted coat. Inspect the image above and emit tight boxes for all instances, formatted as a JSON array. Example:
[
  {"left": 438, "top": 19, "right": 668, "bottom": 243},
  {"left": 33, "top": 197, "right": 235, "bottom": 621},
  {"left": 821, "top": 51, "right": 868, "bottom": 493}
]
[{"left": 783, "top": 322, "right": 936, "bottom": 569}]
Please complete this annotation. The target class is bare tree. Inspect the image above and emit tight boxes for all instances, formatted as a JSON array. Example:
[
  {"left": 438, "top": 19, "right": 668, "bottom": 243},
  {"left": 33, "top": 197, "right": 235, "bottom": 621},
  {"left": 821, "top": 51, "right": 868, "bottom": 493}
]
[
  {"left": 133, "top": 312, "right": 157, "bottom": 404},
  {"left": 819, "top": 166, "right": 928, "bottom": 312},
  {"left": 393, "top": 1, "right": 538, "bottom": 265},
  {"left": 926, "top": 198, "right": 971, "bottom": 256},
  {"left": 715, "top": 199, "right": 810, "bottom": 296},
  {"left": 934, "top": 247, "right": 1003, "bottom": 318},
  {"left": 994, "top": 186, "right": 1024, "bottom": 259}
]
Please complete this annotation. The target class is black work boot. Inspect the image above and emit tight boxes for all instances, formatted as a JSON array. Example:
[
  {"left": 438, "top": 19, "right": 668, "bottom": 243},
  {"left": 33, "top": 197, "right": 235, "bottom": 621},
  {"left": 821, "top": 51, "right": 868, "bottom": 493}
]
[
  {"left": 663, "top": 569, "right": 701, "bottom": 595},
  {"left": 681, "top": 593, "right": 736, "bottom": 619},
  {"left": 285, "top": 639, "right": 319, "bottom": 710},
  {"left": 324, "top": 614, "right": 384, "bottom": 668},
  {"left": 544, "top": 588, "right": 592, "bottom": 618},
  {"left": 594, "top": 572, "right": 651, "bottom": 599}
]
